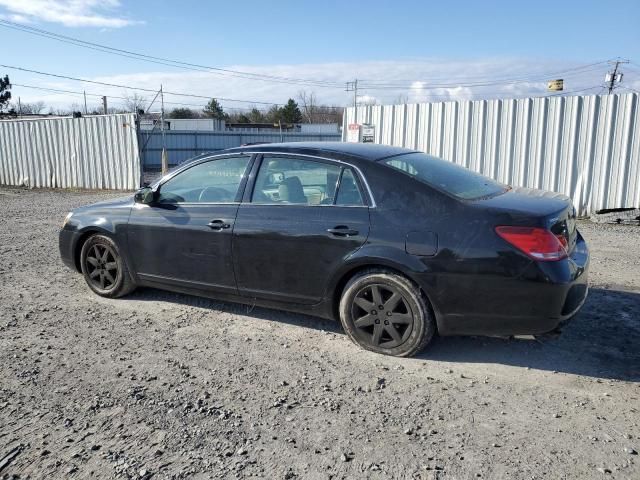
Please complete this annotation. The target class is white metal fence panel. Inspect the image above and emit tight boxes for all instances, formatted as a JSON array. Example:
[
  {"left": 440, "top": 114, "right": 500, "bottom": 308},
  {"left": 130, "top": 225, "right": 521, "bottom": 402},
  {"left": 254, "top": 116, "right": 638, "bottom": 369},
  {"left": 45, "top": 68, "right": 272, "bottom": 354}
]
[
  {"left": 0, "top": 113, "right": 140, "bottom": 190},
  {"left": 343, "top": 93, "right": 639, "bottom": 215}
]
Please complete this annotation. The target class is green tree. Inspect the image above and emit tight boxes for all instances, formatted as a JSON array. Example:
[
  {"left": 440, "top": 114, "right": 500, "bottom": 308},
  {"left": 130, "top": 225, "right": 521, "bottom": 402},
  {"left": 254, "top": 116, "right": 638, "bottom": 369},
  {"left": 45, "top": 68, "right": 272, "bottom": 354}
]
[
  {"left": 202, "top": 98, "right": 226, "bottom": 120},
  {"left": 264, "top": 105, "right": 282, "bottom": 124},
  {"left": 168, "top": 107, "right": 196, "bottom": 118},
  {"left": 279, "top": 98, "right": 302, "bottom": 123},
  {"left": 0, "top": 75, "right": 12, "bottom": 112},
  {"left": 248, "top": 107, "right": 265, "bottom": 123}
]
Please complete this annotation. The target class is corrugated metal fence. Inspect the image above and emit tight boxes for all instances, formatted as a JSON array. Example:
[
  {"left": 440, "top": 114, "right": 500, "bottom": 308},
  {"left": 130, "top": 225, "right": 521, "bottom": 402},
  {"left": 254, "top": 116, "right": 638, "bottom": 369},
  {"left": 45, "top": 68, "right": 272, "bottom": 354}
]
[
  {"left": 0, "top": 113, "right": 140, "bottom": 190},
  {"left": 139, "top": 131, "right": 342, "bottom": 168},
  {"left": 343, "top": 93, "right": 640, "bottom": 215}
]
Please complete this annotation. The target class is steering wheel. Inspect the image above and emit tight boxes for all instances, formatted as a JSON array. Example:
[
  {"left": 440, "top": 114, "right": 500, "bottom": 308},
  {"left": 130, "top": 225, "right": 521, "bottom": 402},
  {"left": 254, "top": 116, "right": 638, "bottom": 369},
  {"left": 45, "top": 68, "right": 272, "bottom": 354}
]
[{"left": 198, "top": 186, "right": 231, "bottom": 202}]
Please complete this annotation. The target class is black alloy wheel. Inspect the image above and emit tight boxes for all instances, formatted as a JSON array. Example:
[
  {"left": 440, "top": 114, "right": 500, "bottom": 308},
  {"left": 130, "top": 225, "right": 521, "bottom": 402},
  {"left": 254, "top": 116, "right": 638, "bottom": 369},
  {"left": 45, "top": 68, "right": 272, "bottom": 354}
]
[
  {"left": 352, "top": 283, "right": 414, "bottom": 348},
  {"left": 339, "top": 270, "right": 436, "bottom": 357},
  {"left": 85, "top": 243, "right": 119, "bottom": 291},
  {"left": 80, "top": 234, "right": 135, "bottom": 298}
]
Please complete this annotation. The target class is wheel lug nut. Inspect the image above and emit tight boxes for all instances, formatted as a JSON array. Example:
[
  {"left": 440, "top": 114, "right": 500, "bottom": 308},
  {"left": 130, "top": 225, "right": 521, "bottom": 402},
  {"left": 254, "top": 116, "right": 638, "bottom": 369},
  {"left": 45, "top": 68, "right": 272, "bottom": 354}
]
[
  {"left": 386, "top": 311, "right": 392, "bottom": 316},
  {"left": 384, "top": 320, "right": 389, "bottom": 325},
  {"left": 375, "top": 319, "right": 380, "bottom": 324},
  {"left": 378, "top": 305, "right": 384, "bottom": 310},
  {"left": 371, "top": 310, "right": 377, "bottom": 315}
]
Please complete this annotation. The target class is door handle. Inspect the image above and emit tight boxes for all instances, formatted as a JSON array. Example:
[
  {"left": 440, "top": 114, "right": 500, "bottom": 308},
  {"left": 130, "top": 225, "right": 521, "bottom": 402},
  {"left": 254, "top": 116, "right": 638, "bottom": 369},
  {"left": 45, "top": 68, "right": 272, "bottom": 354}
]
[
  {"left": 327, "top": 225, "right": 359, "bottom": 237},
  {"left": 208, "top": 219, "right": 231, "bottom": 230}
]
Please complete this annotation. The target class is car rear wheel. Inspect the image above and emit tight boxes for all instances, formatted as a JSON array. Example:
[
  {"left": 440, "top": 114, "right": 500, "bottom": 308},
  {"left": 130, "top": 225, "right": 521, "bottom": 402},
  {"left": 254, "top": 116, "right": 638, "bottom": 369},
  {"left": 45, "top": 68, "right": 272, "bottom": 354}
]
[
  {"left": 339, "top": 270, "right": 436, "bottom": 357},
  {"left": 80, "top": 234, "right": 135, "bottom": 298}
]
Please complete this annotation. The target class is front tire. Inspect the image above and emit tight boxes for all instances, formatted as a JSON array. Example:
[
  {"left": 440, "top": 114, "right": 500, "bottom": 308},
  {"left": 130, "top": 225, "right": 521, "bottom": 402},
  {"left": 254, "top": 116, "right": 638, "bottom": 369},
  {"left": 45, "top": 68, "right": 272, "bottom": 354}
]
[
  {"left": 80, "top": 234, "right": 135, "bottom": 298},
  {"left": 339, "top": 270, "right": 436, "bottom": 357}
]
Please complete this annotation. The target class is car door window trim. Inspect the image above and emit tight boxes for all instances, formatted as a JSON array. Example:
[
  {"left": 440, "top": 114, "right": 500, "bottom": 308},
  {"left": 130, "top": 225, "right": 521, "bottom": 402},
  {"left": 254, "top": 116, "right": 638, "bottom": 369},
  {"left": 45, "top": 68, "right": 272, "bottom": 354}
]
[
  {"left": 244, "top": 152, "right": 375, "bottom": 208},
  {"left": 154, "top": 154, "right": 255, "bottom": 205}
]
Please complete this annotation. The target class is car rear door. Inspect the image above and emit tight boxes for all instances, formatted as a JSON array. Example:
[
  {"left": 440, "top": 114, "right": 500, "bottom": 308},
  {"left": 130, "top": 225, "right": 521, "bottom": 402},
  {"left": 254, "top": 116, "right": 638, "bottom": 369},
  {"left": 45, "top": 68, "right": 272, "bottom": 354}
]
[
  {"left": 126, "top": 154, "right": 253, "bottom": 294},
  {"left": 232, "top": 154, "right": 371, "bottom": 304}
]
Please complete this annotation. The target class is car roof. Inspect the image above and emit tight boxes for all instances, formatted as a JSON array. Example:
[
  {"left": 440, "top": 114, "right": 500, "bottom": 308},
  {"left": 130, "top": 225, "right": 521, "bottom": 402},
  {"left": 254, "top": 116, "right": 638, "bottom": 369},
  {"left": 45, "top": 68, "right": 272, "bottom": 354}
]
[{"left": 226, "top": 141, "right": 417, "bottom": 162}]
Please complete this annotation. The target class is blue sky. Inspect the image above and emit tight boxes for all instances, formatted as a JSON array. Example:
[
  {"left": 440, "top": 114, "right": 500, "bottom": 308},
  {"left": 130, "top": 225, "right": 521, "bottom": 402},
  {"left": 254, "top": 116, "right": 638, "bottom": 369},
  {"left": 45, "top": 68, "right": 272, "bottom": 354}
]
[{"left": 1, "top": 0, "right": 639, "bottom": 111}]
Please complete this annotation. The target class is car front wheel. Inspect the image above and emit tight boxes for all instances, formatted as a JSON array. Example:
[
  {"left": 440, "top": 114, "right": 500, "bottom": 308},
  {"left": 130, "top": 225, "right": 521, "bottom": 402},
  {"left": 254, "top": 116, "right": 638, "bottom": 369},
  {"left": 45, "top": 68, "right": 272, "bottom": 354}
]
[
  {"left": 339, "top": 270, "right": 436, "bottom": 357},
  {"left": 80, "top": 234, "right": 135, "bottom": 298}
]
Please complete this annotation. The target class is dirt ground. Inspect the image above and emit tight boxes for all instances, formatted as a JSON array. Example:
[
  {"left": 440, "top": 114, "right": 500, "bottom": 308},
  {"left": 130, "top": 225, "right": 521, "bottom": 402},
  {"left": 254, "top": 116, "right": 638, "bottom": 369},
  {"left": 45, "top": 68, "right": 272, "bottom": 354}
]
[{"left": 1, "top": 187, "right": 639, "bottom": 480}]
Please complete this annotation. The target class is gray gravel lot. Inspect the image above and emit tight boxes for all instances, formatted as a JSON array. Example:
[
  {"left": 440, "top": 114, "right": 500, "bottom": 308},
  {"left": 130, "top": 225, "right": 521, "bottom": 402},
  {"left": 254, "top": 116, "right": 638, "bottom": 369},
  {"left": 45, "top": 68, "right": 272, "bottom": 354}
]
[{"left": 1, "top": 187, "right": 639, "bottom": 480}]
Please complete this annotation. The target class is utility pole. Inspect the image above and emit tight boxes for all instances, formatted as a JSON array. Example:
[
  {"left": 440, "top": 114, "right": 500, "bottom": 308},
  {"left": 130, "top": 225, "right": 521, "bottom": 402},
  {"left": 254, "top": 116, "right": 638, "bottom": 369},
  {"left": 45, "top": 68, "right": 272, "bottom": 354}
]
[
  {"left": 606, "top": 59, "right": 629, "bottom": 94},
  {"left": 346, "top": 79, "right": 359, "bottom": 123},
  {"left": 17, "top": 96, "right": 21, "bottom": 118},
  {"left": 160, "top": 84, "right": 168, "bottom": 175},
  {"left": 346, "top": 80, "right": 358, "bottom": 108},
  {"left": 102, "top": 96, "right": 108, "bottom": 114},
  {"left": 83, "top": 91, "right": 88, "bottom": 115}
]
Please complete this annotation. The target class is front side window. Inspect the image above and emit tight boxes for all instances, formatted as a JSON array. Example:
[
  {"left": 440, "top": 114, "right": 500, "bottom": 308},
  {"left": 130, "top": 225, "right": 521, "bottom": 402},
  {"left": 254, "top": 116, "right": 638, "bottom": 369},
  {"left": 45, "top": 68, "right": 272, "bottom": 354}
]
[
  {"left": 158, "top": 156, "right": 250, "bottom": 204},
  {"left": 383, "top": 153, "right": 508, "bottom": 200}
]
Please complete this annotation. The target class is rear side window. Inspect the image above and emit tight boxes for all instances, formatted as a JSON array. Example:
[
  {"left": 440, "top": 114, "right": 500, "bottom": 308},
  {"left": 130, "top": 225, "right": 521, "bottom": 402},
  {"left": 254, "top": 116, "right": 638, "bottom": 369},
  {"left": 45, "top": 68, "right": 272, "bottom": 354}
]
[
  {"left": 383, "top": 153, "right": 507, "bottom": 200},
  {"left": 335, "top": 169, "right": 364, "bottom": 206}
]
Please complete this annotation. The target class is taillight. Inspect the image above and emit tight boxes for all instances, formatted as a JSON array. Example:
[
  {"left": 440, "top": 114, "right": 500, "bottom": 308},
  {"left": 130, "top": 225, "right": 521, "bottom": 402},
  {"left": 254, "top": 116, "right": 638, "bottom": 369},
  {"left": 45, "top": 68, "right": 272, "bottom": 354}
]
[{"left": 495, "top": 226, "right": 568, "bottom": 261}]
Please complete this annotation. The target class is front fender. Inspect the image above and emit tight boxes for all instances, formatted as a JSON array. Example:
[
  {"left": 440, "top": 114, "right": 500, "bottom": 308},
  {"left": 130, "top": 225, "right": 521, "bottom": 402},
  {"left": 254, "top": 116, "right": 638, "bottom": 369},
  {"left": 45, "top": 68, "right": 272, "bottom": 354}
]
[{"left": 59, "top": 206, "right": 132, "bottom": 273}]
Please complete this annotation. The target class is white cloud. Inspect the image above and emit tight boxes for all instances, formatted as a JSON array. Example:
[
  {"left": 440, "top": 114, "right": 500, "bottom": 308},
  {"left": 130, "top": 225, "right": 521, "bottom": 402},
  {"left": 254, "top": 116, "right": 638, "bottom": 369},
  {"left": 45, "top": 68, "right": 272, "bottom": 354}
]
[
  {"left": 11, "top": 58, "right": 625, "bottom": 112},
  {"left": 0, "top": 0, "right": 142, "bottom": 28}
]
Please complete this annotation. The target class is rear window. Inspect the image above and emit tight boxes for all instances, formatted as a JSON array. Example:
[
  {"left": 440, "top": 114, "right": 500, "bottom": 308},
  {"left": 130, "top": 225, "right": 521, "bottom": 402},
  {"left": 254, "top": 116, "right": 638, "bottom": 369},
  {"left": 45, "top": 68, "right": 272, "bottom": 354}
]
[{"left": 382, "top": 152, "right": 508, "bottom": 200}]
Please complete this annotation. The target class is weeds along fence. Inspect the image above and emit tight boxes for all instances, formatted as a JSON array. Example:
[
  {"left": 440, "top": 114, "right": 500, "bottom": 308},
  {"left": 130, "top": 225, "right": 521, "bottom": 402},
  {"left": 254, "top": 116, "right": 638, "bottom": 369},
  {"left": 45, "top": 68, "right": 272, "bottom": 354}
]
[
  {"left": 0, "top": 113, "right": 140, "bottom": 190},
  {"left": 343, "top": 93, "right": 640, "bottom": 216}
]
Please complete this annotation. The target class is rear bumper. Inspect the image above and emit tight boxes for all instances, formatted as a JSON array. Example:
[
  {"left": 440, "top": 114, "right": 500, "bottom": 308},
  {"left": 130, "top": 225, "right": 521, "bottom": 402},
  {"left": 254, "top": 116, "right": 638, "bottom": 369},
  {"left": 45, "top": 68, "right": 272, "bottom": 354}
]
[{"left": 430, "top": 232, "right": 590, "bottom": 336}]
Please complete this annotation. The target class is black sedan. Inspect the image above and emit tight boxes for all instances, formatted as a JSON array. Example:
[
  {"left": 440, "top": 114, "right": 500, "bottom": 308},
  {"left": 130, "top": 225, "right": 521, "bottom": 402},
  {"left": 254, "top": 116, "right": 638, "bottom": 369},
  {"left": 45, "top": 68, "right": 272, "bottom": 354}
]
[{"left": 59, "top": 142, "right": 589, "bottom": 357}]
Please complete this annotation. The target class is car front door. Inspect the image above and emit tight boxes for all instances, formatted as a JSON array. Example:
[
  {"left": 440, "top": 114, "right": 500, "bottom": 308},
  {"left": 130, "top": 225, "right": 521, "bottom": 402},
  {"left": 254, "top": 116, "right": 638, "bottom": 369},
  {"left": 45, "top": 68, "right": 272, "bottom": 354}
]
[
  {"left": 127, "top": 154, "right": 253, "bottom": 294},
  {"left": 232, "top": 154, "right": 371, "bottom": 304}
]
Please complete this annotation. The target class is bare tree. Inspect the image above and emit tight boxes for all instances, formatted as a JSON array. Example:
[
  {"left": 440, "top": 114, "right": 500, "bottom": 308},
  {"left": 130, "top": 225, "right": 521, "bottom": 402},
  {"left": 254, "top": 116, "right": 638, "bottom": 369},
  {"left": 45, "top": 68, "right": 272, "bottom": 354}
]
[
  {"left": 297, "top": 90, "right": 318, "bottom": 123},
  {"left": 123, "top": 92, "right": 148, "bottom": 113},
  {"left": 297, "top": 90, "right": 344, "bottom": 124},
  {"left": 14, "top": 100, "right": 47, "bottom": 114}
]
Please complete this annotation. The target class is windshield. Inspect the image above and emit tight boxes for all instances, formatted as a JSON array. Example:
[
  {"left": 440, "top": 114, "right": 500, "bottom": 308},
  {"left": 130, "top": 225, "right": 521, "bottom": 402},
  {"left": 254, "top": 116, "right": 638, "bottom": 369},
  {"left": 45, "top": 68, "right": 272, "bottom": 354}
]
[{"left": 382, "top": 152, "right": 508, "bottom": 200}]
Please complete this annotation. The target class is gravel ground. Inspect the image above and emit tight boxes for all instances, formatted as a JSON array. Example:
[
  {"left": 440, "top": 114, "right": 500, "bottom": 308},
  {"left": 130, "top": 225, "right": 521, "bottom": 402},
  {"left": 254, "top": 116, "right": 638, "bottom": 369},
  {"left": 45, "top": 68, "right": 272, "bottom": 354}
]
[{"left": 1, "top": 187, "right": 639, "bottom": 480}]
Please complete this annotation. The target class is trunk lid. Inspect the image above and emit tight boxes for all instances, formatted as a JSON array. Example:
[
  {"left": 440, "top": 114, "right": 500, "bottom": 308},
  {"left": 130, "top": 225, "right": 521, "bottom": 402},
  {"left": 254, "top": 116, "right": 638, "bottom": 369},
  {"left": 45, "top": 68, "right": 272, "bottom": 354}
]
[{"left": 474, "top": 187, "right": 577, "bottom": 253}]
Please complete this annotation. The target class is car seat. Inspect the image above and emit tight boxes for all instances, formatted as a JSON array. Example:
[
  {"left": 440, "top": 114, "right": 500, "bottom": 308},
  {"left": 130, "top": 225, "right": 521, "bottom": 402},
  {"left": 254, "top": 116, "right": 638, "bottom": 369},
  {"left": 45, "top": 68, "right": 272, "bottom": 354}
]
[{"left": 279, "top": 176, "right": 308, "bottom": 204}]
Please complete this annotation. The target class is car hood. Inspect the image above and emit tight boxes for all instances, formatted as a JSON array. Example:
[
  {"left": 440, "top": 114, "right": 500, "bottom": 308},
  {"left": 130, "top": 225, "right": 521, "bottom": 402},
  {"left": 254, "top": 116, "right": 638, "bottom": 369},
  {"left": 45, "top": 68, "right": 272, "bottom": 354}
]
[{"left": 73, "top": 195, "right": 134, "bottom": 213}]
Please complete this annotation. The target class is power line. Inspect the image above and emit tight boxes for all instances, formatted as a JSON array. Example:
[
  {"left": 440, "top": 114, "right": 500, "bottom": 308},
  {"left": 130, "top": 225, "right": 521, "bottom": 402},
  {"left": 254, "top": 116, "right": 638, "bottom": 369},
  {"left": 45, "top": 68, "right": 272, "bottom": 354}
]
[
  {"left": 0, "top": 19, "right": 344, "bottom": 89},
  {"left": 10, "top": 82, "right": 343, "bottom": 112},
  {"left": 0, "top": 20, "right": 619, "bottom": 94},
  {"left": 367, "top": 85, "right": 604, "bottom": 103},
  {"left": 357, "top": 63, "right": 610, "bottom": 90},
  {"left": 8, "top": 83, "right": 235, "bottom": 111},
  {"left": 357, "top": 61, "right": 610, "bottom": 88},
  {"left": 0, "top": 63, "right": 280, "bottom": 105},
  {"left": 619, "top": 86, "right": 640, "bottom": 94}
]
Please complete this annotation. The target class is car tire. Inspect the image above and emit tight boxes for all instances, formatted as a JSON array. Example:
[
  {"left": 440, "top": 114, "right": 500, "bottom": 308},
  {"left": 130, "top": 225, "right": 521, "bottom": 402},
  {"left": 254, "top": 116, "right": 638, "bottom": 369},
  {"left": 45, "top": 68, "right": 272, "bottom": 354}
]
[
  {"left": 339, "top": 269, "right": 436, "bottom": 357},
  {"left": 80, "top": 234, "right": 135, "bottom": 298}
]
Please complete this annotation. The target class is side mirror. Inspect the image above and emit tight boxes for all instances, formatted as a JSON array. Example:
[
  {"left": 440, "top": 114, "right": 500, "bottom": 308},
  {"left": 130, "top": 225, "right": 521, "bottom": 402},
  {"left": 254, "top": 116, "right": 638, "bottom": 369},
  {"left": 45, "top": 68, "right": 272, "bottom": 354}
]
[{"left": 134, "top": 186, "right": 155, "bottom": 204}]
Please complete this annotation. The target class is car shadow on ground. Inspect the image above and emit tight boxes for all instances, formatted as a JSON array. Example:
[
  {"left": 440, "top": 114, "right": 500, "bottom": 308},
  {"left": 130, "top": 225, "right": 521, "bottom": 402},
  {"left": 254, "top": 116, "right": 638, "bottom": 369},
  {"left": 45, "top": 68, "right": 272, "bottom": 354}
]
[
  {"left": 128, "top": 287, "right": 344, "bottom": 334},
  {"left": 420, "top": 288, "right": 640, "bottom": 382},
  {"left": 128, "top": 287, "right": 639, "bottom": 382}
]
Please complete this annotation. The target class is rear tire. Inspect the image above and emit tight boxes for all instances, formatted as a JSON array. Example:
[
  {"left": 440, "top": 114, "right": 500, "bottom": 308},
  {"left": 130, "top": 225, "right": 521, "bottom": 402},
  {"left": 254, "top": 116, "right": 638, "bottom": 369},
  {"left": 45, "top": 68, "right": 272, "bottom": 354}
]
[
  {"left": 80, "top": 234, "right": 135, "bottom": 298},
  {"left": 339, "top": 270, "right": 436, "bottom": 357}
]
